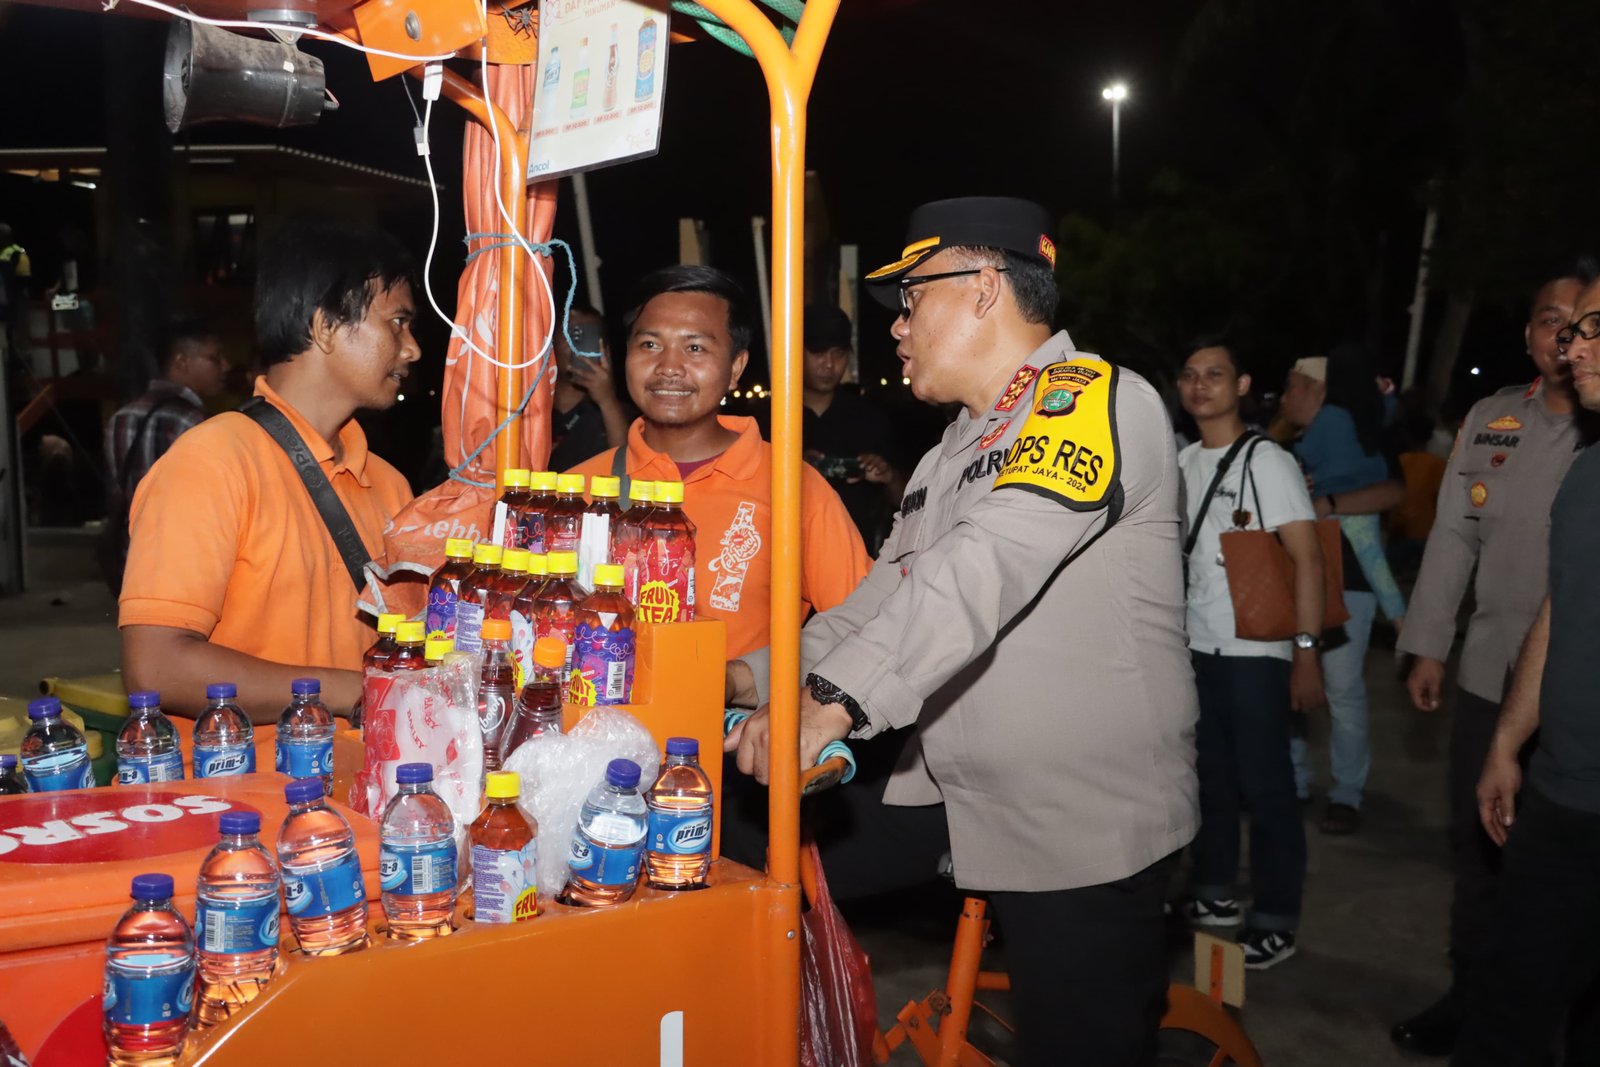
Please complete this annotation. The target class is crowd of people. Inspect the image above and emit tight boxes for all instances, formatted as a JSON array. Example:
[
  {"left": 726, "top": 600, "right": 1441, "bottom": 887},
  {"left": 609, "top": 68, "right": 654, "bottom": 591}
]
[{"left": 91, "top": 203, "right": 1600, "bottom": 1066}]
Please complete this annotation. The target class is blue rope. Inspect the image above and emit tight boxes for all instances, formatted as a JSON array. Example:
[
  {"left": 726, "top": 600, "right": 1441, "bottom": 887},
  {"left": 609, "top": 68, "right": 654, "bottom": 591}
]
[{"left": 446, "top": 234, "right": 597, "bottom": 487}]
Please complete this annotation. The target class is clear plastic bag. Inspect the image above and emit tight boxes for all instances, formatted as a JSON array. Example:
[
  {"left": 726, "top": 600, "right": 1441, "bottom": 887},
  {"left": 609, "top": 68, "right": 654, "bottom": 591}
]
[
  {"left": 353, "top": 658, "right": 483, "bottom": 845},
  {"left": 500, "top": 707, "right": 660, "bottom": 899}
]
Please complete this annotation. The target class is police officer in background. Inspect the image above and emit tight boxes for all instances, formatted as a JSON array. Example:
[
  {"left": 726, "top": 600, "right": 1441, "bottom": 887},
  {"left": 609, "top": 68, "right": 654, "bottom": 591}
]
[
  {"left": 728, "top": 197, "right": 1199, "bottom": 1067},
  {"left": 1390, "top": 258, "right": 1596, "bottom": 1056}
]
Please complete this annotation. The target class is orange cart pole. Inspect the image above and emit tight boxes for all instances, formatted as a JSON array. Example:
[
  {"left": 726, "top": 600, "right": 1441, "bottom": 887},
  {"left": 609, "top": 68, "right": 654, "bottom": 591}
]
[
  {"left": 414, "top": 65, "right": 529, "bottom": 485},
  {"left": 695, "top": 3, "right": 839, "bottom": 1064}
]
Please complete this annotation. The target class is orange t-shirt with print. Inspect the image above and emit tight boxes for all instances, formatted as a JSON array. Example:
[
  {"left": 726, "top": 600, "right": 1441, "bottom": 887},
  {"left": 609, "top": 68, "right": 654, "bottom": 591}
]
[
  {"left": 566, "top": 416, "right": 871, "bottom": 659},
  {"left": 119, "top": 377, "right": 415, "bottom": 672}
]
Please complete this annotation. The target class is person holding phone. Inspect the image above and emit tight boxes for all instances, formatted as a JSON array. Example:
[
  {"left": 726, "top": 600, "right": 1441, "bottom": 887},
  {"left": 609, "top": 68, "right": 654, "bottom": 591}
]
[
  {"left": 800, "top": 304, "right": 906, "bottom": 554},
  {"left": 549, "top": 303, "right": 631, "bottom": 471}
]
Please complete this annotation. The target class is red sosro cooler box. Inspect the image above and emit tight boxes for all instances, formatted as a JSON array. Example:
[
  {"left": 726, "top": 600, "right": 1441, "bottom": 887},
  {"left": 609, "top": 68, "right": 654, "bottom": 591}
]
[{"left": 0, "top": 775, "right": 381, "bottom": 1060}]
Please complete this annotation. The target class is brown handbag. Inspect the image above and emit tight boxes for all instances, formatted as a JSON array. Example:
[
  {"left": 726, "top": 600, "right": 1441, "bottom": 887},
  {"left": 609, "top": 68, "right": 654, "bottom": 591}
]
[{"left": 1218, "top": 438, "right": 1350, "bottom": 641}]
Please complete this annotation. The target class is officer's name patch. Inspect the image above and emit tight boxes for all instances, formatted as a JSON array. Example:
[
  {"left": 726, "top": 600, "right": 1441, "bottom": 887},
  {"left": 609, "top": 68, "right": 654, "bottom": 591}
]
[{"left": 993, "top": 359, "right": 1119, "bottom": 509}]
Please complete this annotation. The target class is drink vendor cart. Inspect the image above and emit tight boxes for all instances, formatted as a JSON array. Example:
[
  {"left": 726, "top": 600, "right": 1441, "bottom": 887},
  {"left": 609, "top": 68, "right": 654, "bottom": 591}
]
[{"left": 0, "top": 0, "right": 1261, "bottom": 1062}]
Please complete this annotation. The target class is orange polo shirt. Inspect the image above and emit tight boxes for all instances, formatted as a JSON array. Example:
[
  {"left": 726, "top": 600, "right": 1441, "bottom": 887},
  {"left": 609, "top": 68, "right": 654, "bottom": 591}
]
[
  {"left": 567, "top": 417, "right": 871, "bottom": 659},
  {"left": 119, "top": 376, "right": 414, "bottom": 671}
]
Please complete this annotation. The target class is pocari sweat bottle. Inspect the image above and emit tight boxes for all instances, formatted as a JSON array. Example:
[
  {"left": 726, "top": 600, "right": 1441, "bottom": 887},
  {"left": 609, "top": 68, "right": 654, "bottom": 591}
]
[
  {"left": 380, "top": 762, "right": 458, "bottom": 940},
  {"left": 275, "top": 679, "right": 334, "bottom": 797},
  {"left": 194, "top": 811, "right": 279, "bottom": 1026},
  {"left": 277, "top": 778, "right": 368, "bottom": 956},
  {"left": 103, "top": 873, "right": 195, "bottom": 1066},
  {"left": 563, "top": 758, "right": 648, "bottom": 907},
  {"left": 193, "top": 683, "right": 256, "bottom": 779},
  {"left": 116, "top": 691, "right": 184, "bottom": 785},
  {"left": 20, "top": 696, "right": 94, "bottom": 792}
]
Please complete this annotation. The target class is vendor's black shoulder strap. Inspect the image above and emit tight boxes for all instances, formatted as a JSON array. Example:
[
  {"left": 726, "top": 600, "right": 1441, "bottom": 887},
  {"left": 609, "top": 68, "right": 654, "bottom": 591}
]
[
  {"left": 611, "top": 443, "right": 632, "bottom": 511},
  {"left": 239, "top": 397, "right": 371, "bottom": 592}
]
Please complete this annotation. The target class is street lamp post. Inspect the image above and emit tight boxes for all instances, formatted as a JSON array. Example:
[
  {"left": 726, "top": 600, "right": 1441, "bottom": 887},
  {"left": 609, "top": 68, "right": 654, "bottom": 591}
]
[{"left": 1101, "top": 82, "right": 1128, "bottom": 206}]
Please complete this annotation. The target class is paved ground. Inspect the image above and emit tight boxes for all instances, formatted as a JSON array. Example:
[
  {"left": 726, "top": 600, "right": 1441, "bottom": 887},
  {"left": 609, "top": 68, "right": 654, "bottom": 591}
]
[{"left": 5, "top": 530, "right": 1458, "bottom": 1066}]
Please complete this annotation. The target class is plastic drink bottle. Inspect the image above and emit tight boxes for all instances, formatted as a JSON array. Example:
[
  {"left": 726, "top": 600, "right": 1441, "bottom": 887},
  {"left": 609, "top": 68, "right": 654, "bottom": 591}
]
[
  {"left": 103, "top": 873, "right": 195, "bottom": 1065},
  {"left": 277, "top": 778, "right": 369, "bottom": 956},
  {"left": 579, "top": 474, "right": 625, "bottom": 589},
  {"left": 389, "top": 621, "right": 429, "bottom": 671},
  {"left": 194, "top": 811, "right": 279, "bottom": 1026},
  {"left": 20, "top": 696, "right": 93, "bottom": 792},
  {"left": 488, "top": 547, "right": 533, "bottom": 625},
  {"left": 571, "top": 36, "right": 590, "bottom": 116},
  {"left": 496, "top": 468, "right": 533, "bottom": 549},
  {"left": 542, "top": 45, "right": 561, "bottom": 95},
  {"left": 478, "top": 618, "right": 517, "bottom": 772},
  {"left": 364, "top": 613, "right": 405, "bottom": 671},
  {"left": 545, "top": 473, "right": 587, "bottom": 558},
  {"left": 274, "top": 679, "right": 334, "bottom": 797},
  {"left": 503, "top": 637, "right": 567, "bottom": 759},
  {"left": 635, "top": 16, "right": 657, "bottom": 101},
  {"left": 602, "top": 24, "right": 619, "bottom": 112},
  {"left": 570, "top": 564, "right": 636, "bottom": 707},
  {"left": 116, "top": 691, "right": 184, "bottom": 785},
  {"left": 509, "top": 552, "right": 549, "bottom": 685},
  {"left": 563, "top": 758, "right": 648, "bottom": 907},
  {"left": 615, "top": 479, "right": 656, "bottom": 601},
  {"left": 535, "top": 551, "right": 583, "bottom": 680},
  {"left": 469, "top": 771, "right": 539, "bottom": 924},
  {"left": 521, "top": 472, "right": 558, "bottom": 553},
  {"left": 0, "top": 754, "right": 23, "bottom": 795},
  {"left": 636, "top": 480, "right": 697, "bottom": 623},
  {"left": 193, "top": 684, "right": 255, "bottom": 780},
  {"left": 380, "top": 763, "right": 458, "bottom": 941},
  {"left": 645, "top": 738, "right": 714, "bottom": 890},
  {"left": 426, "top": 538, "right": 477, "bottom": 642},
  {"left": 424, "top": 637, "right": 452, "bottom": 666},
  {"left": 454, "top": 543, "right": 504, "bottom": 653}
]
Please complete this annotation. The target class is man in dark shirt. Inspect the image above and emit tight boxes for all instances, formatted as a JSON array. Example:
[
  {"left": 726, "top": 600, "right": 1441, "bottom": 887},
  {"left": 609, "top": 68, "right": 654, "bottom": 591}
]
[
  {"left": 549, "top": 303, "right": 630, "bottom": 471},
  {"left": 101, "top": 316, "right": 226, "bottom": 591},
  {"left": 801, "top": 305, "right": 905, "bottom": 552},
  {"left": 1454, "top": 280, "right": 1600, "bottom": 1066}
]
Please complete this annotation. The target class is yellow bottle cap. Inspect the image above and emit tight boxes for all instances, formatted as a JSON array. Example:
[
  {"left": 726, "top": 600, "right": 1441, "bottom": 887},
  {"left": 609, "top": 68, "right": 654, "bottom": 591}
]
[
  {"left": 656, "top": 480, "right": 685, "bottom": 504},
  {"left": 395, "top": 621, "right": 426, "bottom": 644},
  {"left": 593, "top": 563, "right": 625, "bottom": 588},
  {"left": 484, "top": 771, "right": 521, "bottom": 800},
  {"left": 533, "top": 636, "right": 567, "bottom": 669},
  {"left": 629, "top": 479, "right": 656, "bottom": 503},
  {"left": 546, "top": 550, "right": 578, "bottom": 575},
  {"left": 526, "top": 553, "right": 549, "bottom": 576},
  {"left": 502, "top": 548, "right": 532, "bottom": 573},
  {"left": 502, "top": 468, "right": 531, "bottom": 489},
  {"left": 424, "top": 637, "right": 453, "bottom": 661},
  {"left": 376, "top": 613, "right": 405, "bottom": 634},
  {"left": 556, "top": 473, "right": 587, "bottom": 495},
  {"left": 481, "top": 617, "right": 511, "bottom": 642},
  {"left": 472, "top": 544, "right": 504, "bottom": 566},
  {"left": 444, "top": 537, "right": 475, "bottom": 558},
  {"left": 530, "top": 471, "right": 558, "bottom": 491},
  {"left": 590, "top": 475, "right": 621, "bottom": 499}
]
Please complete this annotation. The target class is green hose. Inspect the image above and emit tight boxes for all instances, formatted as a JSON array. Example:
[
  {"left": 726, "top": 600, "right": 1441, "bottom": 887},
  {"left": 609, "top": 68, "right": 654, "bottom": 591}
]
[{"left": 671, "top": 0, "right": 803, "bottom": 58}]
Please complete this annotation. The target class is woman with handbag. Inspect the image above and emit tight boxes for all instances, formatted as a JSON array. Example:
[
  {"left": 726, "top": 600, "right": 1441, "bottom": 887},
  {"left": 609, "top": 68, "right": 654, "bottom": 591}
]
[{"left": 1176, "top": 340, "right": 1328, "bottom": 971}]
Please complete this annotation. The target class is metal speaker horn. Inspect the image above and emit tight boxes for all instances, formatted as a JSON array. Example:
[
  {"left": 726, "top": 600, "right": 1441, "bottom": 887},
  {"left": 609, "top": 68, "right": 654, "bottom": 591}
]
[{"left": 162, "top": 19, "right": 334, "bottom": 133}]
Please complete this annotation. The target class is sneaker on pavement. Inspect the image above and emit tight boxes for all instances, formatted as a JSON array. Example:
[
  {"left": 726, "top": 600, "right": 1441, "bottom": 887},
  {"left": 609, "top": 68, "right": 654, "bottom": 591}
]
[
  {"left": 1239, "top": 928, "right": 1296, "bottom": 970},
  {"left": 1181, "top": 897, "right": 1242, "bottom": 927}
]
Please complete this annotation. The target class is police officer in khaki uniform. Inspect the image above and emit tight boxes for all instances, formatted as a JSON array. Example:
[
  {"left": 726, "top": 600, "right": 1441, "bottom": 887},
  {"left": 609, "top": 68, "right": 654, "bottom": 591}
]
[
  {"left": 1390, "top": 261, "right": 1595, "bottom": 1056},
  {"left": 729, "top": 197, "right": 1199, "bottom": 1067}
]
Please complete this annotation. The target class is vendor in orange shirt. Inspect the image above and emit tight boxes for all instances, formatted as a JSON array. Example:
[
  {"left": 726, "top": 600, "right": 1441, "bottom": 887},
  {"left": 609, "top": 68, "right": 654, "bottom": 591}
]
[
  {"left": 118, "top": 217, "right": 418, "bottom": 721},
  {"left": 565, "top": 265, "right": 870, "bottom": 700}
]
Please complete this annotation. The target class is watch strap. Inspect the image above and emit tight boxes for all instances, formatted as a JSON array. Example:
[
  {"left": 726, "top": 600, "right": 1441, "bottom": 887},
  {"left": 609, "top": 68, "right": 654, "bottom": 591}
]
[{"left": 806, "top": 672, "right": 869, "bottom": 733}]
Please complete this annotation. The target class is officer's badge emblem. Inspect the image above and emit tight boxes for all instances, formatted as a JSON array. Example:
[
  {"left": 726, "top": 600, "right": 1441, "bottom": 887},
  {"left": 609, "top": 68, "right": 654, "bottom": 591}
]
[
  {"left": 1486, "top": 415, "right": 1523, "bottom": 432},
  {"left": 1470, "top": 481, "right": 1489, "bottom": 508}
]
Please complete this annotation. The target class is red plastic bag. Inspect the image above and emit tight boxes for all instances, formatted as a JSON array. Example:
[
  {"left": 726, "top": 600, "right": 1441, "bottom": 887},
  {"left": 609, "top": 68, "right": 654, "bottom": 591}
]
[{"left": 800, "top": 839, "right": 879, "bottom": 1067}]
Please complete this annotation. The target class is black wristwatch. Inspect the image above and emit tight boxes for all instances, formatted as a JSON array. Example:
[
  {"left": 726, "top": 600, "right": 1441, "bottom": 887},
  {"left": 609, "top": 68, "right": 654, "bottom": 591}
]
[
  {"left": 806, "top": 672, "right": 870, "bottom": 734},
  {"left": 1293, "top": 632, "right": 1323, "bottom": 651}
]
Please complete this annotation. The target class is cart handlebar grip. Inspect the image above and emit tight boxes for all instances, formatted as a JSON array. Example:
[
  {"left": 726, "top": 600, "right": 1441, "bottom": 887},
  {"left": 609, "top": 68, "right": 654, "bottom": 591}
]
[{"left": 722, "top": 709, "right": 857, "bottom": 790}]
